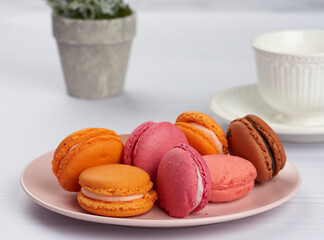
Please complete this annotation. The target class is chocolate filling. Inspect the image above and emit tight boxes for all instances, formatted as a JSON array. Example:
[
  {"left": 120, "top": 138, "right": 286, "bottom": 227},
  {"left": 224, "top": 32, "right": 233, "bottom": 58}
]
[{"left": 247, "top": 119, "right": 276, "bottom": 175}]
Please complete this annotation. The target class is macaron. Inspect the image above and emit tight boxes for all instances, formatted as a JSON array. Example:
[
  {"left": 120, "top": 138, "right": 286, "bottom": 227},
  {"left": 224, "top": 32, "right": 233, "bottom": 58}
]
[
  {"left": 156, "top": 144, "right": 211, "bottom": 218},
  {"left": 227, "top": 114, "right": 286, "bottom": 183},
  {"left": 77, "top": 164, "right": 157, "bottom": 217},
  {"left": 175, "top": 111, "right": 228, "bottom": 155},
  {"left": 123, "top": 121, "right": 188, "bottom": 183},
  {"left": 203, "top": 155, "right": 257, "bottom": 202},
  {"left": 52, "top": 128, "right": 124, "bottom": 192}
]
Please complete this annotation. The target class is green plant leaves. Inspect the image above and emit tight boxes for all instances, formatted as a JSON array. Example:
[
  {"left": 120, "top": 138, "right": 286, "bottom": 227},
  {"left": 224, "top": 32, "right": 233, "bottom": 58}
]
[{"left": 46, "top": 0, "right": 132, "bottom": 19}]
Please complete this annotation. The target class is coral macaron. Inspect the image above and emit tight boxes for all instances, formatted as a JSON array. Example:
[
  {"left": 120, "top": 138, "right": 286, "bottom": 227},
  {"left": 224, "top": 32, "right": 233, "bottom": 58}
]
[
  {"left": 175, "top": 111, "right": 228, "bottom": 155},
  {"left": 156, "top": 144, "right": 211, "bottom": 218},
  {"left": 227, "top": 114, "right": 286, "bottom": 183},
  {"left": 123, "top": 121, "right": 188, "bottom": 183},
  {"left": 203, "top": 155, "right": 257, "bottom": 202},
  {"left": 52, "top": 128, "right": 124, "bottom": 192},
  {"left": 77, "top": 164, "right": 157, "bottom": 217}
]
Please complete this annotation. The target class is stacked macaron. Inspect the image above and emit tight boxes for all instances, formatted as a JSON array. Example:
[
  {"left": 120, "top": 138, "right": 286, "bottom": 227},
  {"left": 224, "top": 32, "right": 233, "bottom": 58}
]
[{"left": 51, "top": 111, "right": 286, "bottom": 219}]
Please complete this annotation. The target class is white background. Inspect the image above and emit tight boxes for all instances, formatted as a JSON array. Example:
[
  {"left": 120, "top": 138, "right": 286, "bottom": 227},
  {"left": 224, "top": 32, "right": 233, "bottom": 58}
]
[{"left": 1, "top": 1, "right": 324, "bottom": 239}]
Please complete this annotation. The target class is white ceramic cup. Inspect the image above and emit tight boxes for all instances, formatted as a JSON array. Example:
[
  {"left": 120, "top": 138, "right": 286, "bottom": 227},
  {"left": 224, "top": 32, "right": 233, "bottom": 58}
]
[{"left": 251, "top": 30, "right": 324, "bottom": 126}]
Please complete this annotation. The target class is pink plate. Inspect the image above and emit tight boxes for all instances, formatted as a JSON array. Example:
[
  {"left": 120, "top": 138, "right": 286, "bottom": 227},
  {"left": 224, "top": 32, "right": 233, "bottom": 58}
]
[{"left": 21, "top": 151, "right": 301, "bottom": 228}]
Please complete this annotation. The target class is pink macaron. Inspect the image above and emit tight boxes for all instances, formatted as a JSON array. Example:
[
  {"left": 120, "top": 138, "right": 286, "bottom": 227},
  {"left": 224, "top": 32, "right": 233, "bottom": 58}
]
[
  {"left": 203, "top": 155, "right": 257, "bottom": 202},
  {"left": 156, "top": 144, "right": 211, "bottom": 218},
  {"left": 123, "top": 121, "right": 188, "bottom": 183}
]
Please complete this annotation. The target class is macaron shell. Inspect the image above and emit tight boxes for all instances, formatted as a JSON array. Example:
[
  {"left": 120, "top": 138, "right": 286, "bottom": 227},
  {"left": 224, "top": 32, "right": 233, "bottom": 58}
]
[
  {"left": 208, "top": 182, "right": 255, "bottom": 202},
  {"left": 52, "top": 128, "right": 118, "bottom": 176},
  {"left": 227, "top": 118, "right": 273, "bottom": 183},
  {"left": 57, "top": 135, "right": 123, "bottom": 192},
  {"left": 156, "top": 147, "right": 199, "bottom": 218},
  {"left": 203, "top": 155, "right": 256, "bottom": 202},
  {"left": 245, "top": 115, "right": 286, "bottom": 176},
  {"left": 122, "top": 121, "right": 155, "bottom": 165},
  {"left": 175, "top": 144, "right": 211, "bottom": 212},
  {"left": 175, "top": 122, "right": 219, "bottom": 155},
  {"left": 79, "top": 164, "right": 153, "bottom": 196},
  {"left": 132, "top": 122, "right": 188, "bottom": 183},
  {"left": 156, "top": 144, "right": 211, "bottom": 217},
  {"left": 77, "top": 189, "right": 157, "bottom": 217},
  {"left": 176, "top": 111, "right": 228, "bottom": 154}
]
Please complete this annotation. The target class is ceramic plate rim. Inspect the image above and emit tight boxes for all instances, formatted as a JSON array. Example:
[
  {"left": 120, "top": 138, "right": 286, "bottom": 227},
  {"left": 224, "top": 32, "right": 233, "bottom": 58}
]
[{"left": 21, "top": 151, "right": 302, "bottom": 228}]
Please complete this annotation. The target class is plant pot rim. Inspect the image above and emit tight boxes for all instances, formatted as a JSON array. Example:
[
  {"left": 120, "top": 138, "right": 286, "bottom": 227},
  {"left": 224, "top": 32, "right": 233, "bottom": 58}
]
[{"left": 52, "top": 11, "right": 136, "bottom": 23}]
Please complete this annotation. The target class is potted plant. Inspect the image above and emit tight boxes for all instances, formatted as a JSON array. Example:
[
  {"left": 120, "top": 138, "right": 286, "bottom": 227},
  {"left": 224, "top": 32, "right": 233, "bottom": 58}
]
[{"left": 46, "top": 0, "right": 136, "bottom": 98}]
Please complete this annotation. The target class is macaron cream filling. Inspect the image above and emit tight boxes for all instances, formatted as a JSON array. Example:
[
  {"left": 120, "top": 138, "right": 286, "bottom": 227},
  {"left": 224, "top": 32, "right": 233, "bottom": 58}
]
[
  {"left": 81, "top": 188, "right": 145, "bottom": 202},
  {"left": 192, "top": 165, "right": 204, "bottom": 211},
  {"left": 59, "top": 143, "right": 79, "bottom": 167},
  {"left": 246, "top": 118, "right": 276, "bottom": 175},
  {"left": 188, "top": 122, "right": 224, "bottom": 154}
]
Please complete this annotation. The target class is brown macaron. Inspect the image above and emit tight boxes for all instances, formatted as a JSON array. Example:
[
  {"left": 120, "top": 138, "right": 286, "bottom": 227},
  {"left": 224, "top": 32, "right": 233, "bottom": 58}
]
[{"left": 226, "top": 114, "right": 286, "bottom": 183}]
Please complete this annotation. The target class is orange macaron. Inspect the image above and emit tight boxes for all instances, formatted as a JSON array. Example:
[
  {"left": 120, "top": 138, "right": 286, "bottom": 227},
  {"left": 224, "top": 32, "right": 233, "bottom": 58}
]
[
  {"left": 52, "top": 128, "right": 124, "bottom": 192},
  {"left": 175, "top": 111, "right": 228, "bottom": 155},
  {"left": 77, "top": 164, "right": 157, "bottom": 217}
]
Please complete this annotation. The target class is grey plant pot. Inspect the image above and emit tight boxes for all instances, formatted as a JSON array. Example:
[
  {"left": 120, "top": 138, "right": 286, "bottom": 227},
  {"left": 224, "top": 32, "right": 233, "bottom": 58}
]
[{"left": 52, "top": 12, "right": 136, "bottom": 98}]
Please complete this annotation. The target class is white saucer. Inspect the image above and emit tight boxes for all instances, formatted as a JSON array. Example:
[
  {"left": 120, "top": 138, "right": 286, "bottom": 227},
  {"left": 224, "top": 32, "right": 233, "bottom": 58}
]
[{"left": 210, "top": 84, "right": 324, "bottom": 143}]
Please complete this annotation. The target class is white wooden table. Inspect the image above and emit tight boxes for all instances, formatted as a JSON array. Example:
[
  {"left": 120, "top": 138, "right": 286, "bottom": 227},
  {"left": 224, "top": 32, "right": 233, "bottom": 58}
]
[{"left": 1, "top": 6, "right": 324, "bottom": 240}]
